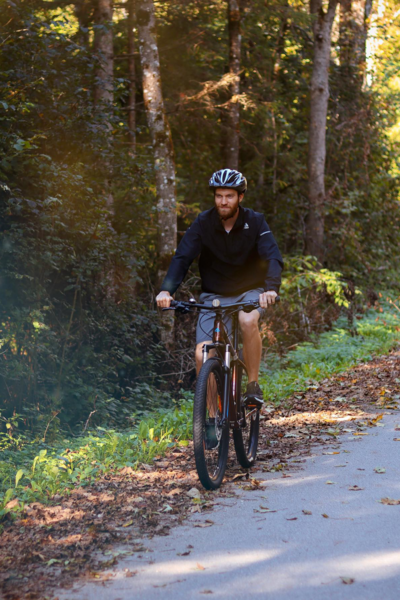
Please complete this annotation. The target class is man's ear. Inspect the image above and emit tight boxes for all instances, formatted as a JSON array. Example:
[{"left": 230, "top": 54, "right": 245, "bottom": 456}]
[{"left": 239, "top": 193, "right": 244, "bottom": 204}]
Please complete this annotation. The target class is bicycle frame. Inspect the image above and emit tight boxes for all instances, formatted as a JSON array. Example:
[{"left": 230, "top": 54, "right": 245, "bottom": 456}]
[
  {"left": 163, "top": 296, "right": 279, "bottom": 430},
  {"left": 201, "top": 308, "right": 247, "bottom": 431}
]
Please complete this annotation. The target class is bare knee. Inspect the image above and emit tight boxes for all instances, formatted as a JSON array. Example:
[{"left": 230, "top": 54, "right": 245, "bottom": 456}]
[{"left": 239, "top": 310, "right": 260, "bottom": 334}]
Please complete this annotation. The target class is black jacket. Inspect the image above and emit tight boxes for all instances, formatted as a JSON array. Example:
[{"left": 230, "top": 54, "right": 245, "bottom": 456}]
[{"left": 161, "top": 206, "right": 283, "bottom": 296}]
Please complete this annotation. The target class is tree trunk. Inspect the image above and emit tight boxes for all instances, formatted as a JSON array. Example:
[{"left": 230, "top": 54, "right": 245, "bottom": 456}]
[
  {"left": 224, "top": 0, "right": 241, "bottom": 170},
  {"left": 361, "top": 0, "right": 373, "bottom": 83},
  {"left": 137, "top": 0, "right": 177, "bottom": 343},
  {"left": 94, "top": 0, "right": 114, "bottom": 110},
  {"left": 305, "top": 0, "right": 339, "bottom": 263},
  {"left": 128, "top": 0, "right": 136, "bottom": 154},
  {"left": 257, "top": 1, "right": 289, "bottom": 195},
  {"left": 137, "top": 0, "right": 177, "bottom": 276}
]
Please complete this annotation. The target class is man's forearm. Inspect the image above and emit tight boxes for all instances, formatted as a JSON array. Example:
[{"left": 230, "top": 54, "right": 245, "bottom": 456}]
[
  {"left": 264, "top": 259, "right": 282, "bottom": 293},
  {"left": 160, "top": 255, "right": 191, "bottom": 295}
]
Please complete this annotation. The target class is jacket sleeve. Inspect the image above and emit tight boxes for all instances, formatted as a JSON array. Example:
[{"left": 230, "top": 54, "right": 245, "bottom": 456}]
[
  {"left": 256, "top": 218, "right": 284, "bottom": 293},
  {"left": 160, "top": 218, "right": 202, "bottom": 295}
]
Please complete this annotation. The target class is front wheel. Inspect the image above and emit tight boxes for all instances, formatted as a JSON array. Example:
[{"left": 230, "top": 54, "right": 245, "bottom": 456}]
[
  {"left": 233, "top": 357, "right": 260, "bottom": 468},
  {"left": 193, "top": 358, "right": 229, "bottom": 490}
]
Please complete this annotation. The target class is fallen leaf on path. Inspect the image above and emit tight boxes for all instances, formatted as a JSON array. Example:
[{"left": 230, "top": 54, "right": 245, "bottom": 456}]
[
  {"left": 124, "top": 569, "right": 137, "bottom": 578},
  {"left": 194, "top": 520, "right": 214, "bottom": 528},
  {"left": 167, "top": 488, "right": 183, "bottom": 496},
  {"left": 340, "top": 577, "right": 355, "bottom": 585},
  {"left": 349, "top": 486, "right": 364, "bottom": 491},
  {"left": 196, "top": 563, "right": 206, "bottom": 571},
  {"left": 122, "top": 520, "right": 134, "bottom": 527},
  {"left": 322, "top": 452, "right": 340, "bottom": 455},
  {"left": 243, "top": 478, "right": 266, "bottom": 490},
  {"left": 322, "top": 513, "right": 329, "bottom": 518},
  {"left": 393, "top": 438, "right": 400, "bottom": 441},
  {"left": 353, "top": 432, "right": 368, "bottom": 436},
  {"left": 200, "top": 591, "right": 213, "bottom": 595},
  {"left": 374, "top": 467, "right": 386, "bottom": 474},
  {"left": 187, "top": 488, "right": 201, "bottom": 499},
  {"left": 380, "top": 497, "right": 400, "bottom": 505},
  {"left": 302, "top": 510, "right": 312, "bottom": 515},
  {"left": 286, "top": 517, "right": 297, "bottom": 521},
  {"left": 325, "top": 481, "right": 335, "bottom": 485},
  {"left": 254, "top": 506, "right": 277, "bottom": 513},
  {"left": 231, "top": 473, "right": 247, "bottom": 482},
  {"left": 177, "top": 551, "right": 191, "bottom": 556}
]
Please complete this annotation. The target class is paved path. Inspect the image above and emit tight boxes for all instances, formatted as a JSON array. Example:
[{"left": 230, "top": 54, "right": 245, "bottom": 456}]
[{"left": 60, "top": 412, "right": 400, "bottom": 600}]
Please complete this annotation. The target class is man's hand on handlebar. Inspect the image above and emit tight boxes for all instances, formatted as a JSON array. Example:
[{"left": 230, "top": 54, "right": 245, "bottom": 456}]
[
  {"left": 259, "top": 290, "right": 278, "bottom": 308},
  {"left": 156, "top": 290, "right": 173, "bottom": 308}
]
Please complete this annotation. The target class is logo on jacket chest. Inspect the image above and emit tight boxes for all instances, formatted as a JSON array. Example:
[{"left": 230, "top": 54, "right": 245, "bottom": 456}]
[{"left": 244, "top": 223, "right": 249, "bottom": 229}]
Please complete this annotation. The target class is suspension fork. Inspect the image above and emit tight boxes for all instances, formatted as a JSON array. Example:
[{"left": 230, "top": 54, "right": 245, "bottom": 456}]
[
  {"left": 230, "top": 312, "right": 240, "bottom": 426},
  {"left": 211, "top": 310, "right": 232, "bottom": 426}
]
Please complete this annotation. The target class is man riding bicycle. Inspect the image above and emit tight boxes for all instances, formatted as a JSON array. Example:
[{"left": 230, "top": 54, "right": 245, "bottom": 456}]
[{"left": 156, "top": 169, "right": 283, "bottom": 409}]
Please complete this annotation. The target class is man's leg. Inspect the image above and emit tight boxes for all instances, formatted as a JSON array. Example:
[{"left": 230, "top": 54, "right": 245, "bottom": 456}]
[{"left": 239, "top": 310, "right": 261, "bottom": 383}]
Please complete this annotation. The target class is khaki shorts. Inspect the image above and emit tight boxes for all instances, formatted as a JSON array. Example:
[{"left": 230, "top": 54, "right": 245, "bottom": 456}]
[{"left": 196, "top": 288, "right": 264, "bottom": 345}]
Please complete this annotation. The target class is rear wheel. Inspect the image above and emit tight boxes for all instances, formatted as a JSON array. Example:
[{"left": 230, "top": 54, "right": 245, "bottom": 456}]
[
  {"left": 193, "top": 358, "right": 229, "bottom": 490},
  {"left": 233, "top": 356, "right": 260, "bottom": 468}
]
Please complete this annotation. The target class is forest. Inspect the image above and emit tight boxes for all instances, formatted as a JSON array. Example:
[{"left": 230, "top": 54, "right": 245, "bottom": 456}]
[{"left": 1, "top": 0, "right": 400, "bottom": 487}]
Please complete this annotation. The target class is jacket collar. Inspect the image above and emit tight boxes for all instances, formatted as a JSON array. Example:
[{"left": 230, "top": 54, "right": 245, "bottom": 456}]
[{"left": 212, "top": 205, "right": 245, "bottom": 232}]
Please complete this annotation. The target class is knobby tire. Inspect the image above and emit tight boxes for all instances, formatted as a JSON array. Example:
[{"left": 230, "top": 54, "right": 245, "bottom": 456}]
[
  {"left": 233, "top": 356, "right": 260, "bottom": 468},
  {"left": 193, "top": 358, "right": 229, "bottom": 490}
]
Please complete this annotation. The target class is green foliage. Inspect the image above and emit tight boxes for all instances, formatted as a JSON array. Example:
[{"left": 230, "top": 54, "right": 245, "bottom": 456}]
[
  {"left": 0, "top": 395, "right": 193, "bottom": 515},
  {"left": 260, "top": 302, "right": 400, "bottom": 403},
  {"left": 0, "top": 1, "right": 164, "bottom": 432},
  {"left": 281, "top": 256, "right": 360, "bottom": 310}
]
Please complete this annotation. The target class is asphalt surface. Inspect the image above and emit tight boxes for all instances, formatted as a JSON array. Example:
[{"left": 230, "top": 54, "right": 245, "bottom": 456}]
[{"left": 59, "top": 411, "right": 400, "bottom": 600}]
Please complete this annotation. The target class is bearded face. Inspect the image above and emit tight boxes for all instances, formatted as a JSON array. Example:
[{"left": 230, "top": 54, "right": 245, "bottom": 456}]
[{"left": 214, "top": 188, "right": 243, "bottom": 221}]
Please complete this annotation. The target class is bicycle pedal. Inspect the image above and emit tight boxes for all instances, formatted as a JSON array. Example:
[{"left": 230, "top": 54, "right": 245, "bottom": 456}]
[{"left": 244, "top": 396, "right": 264, "bottom": 410}]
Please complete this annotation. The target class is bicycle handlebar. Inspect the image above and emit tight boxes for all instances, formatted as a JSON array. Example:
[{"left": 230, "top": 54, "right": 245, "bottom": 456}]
[{"left": 162, "top": 295, "right": 280, "bottom": 314}]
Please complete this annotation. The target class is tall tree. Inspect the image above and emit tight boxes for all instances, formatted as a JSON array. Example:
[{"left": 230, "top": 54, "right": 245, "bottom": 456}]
[
  {"left": 136, "top": 0, "right": 177, "bottom": 283},
  {"left": 361, "top": 0, "right": 373, "bottom": 82},
  {"left": 127, "top": 0, "right": 136, "bottom": 154},
  {"left": 93, "top": 0, "right": 114, "bottom": 215},
  {"left": 305, "top": 0, "right": 339, "bottom": 262},
  {"left": 224, "top": 0, "right": 241, "bottom": 169},
  {"left": 94, "top": 0, "right": 114, "bottom": 110}
]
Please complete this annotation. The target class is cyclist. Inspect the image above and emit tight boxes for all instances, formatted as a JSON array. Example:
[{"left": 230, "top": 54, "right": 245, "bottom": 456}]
[{"left": 156, "top": 168, "right": 283, "bottom": 408}]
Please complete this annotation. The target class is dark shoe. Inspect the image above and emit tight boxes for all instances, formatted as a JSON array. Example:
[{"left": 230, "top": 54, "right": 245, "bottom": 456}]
[
  {"left": 244, "top": 381, "right": 264, "bottom": 409},
  {"left": 205, "top": 418, "right": 218, "bottom": 449}
]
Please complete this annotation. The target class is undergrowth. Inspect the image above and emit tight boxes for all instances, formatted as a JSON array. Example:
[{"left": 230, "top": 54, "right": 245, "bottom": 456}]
[
  {"left": 1, "top": 301, "right": 400, "bottom": 519},
  {"left": 260, "top": 303, "right": 400, "bottom": 402},
  {"left": 0, "top": 396, "right": 193, "bottom": 519}
]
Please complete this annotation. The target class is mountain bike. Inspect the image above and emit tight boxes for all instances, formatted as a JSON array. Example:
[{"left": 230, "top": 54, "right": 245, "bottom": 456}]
[{"left": 164, "top": 296, "right": 280, "bottom": 490}]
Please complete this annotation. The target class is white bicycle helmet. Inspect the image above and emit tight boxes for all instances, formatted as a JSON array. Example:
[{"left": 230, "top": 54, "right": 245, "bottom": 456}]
[{"left": 209, "top": 169, "right": 247, "bottom": 193}]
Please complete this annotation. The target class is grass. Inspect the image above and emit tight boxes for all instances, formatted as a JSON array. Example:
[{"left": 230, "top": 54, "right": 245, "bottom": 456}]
[
  {"left": 259, "top": 304, "right": 400, "bottom": 403},
  {"left": 0, "top": 397, "right": 193, "bottom": 519},
  {"left": 1, "top": 301, "right": 400, "bottom": 519}
]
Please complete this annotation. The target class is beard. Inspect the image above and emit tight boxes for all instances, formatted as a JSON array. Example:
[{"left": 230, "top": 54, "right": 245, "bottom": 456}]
[{"left": 216, "top": 199, "right": 240, "bottom": 221}]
